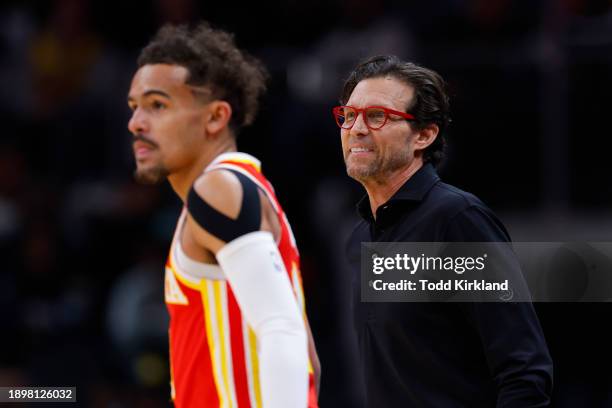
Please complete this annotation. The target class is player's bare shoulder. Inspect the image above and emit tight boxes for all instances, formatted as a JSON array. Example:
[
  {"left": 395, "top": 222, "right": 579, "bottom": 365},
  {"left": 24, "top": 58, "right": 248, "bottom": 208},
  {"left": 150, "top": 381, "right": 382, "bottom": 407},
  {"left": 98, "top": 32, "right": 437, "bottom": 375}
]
[
  {"left": 185, "top": 168, "right": 279, "bottom": 253},
  {"left": 193, "top": 169, "right": 244, "bottom": 220}
]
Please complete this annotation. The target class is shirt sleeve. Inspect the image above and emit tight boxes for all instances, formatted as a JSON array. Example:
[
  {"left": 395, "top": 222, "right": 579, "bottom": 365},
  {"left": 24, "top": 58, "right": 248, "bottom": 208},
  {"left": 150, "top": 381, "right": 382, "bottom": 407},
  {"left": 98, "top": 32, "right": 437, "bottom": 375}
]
[{"left": 444, "top": 206, "right": 554, "bottom": 408}]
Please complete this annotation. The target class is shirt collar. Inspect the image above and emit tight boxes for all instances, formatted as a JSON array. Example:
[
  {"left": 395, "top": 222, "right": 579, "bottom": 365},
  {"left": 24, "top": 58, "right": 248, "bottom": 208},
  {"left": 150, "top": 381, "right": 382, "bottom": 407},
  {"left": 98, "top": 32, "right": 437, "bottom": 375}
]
[{"left": 356, "top": 163, "right": 440, "bottom": 221}]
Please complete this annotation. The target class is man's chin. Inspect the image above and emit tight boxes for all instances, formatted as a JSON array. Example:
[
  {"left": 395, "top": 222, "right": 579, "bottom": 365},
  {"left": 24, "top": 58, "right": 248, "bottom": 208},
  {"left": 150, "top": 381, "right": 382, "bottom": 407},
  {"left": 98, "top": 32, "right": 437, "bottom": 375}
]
[
  {"left": 346, "top": 164, "right": 376, "bottom": 182},
  {"left": 133, "top": 166, "right": 169, "bottom": 185}
]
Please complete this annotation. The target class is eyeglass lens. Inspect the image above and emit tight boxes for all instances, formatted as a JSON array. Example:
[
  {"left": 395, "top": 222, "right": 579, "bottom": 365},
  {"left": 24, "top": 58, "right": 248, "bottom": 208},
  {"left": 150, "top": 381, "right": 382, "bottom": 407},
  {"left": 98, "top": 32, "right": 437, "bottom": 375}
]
[{"left": 337, "top": 107, "right": 387, "bottom": 129}]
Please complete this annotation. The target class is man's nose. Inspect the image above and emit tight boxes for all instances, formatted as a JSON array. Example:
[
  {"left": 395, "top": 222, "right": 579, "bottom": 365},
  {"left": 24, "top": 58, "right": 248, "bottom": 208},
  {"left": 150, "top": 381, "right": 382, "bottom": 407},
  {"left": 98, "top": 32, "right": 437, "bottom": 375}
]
[
  {"left": 128, "top": 108, "right": 149, "bottom": 135},
  {"left": 349, "top": 111, "right": 369, "bottom": 137}
]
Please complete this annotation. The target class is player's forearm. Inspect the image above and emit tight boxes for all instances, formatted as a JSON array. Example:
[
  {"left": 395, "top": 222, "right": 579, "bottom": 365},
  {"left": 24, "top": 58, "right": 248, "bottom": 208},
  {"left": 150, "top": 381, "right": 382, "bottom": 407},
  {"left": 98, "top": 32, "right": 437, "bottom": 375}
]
[
  {"left": 216, "top": 231, "right": 310, "bottom": 407},
  {"left": 259, "top": 323, "right": 309, "bottom": 408}
]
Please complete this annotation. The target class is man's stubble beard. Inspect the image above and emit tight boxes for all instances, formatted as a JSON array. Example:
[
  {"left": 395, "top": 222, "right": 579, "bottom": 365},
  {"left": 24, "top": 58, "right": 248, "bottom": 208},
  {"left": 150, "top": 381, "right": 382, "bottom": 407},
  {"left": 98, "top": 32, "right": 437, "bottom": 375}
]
[
  {"left": 346, "top": 147, "right": 411, "bottom": 185},
  {"left": 134, "top": 164, "right": 170, "bottom": 185}
]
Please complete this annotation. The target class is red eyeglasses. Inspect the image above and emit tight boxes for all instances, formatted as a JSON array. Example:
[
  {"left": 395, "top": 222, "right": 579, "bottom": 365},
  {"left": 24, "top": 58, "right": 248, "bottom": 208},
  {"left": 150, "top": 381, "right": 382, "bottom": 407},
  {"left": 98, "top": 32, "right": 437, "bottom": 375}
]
[{"left": 332, "top": 105, "right": 416, "bottom": 130}]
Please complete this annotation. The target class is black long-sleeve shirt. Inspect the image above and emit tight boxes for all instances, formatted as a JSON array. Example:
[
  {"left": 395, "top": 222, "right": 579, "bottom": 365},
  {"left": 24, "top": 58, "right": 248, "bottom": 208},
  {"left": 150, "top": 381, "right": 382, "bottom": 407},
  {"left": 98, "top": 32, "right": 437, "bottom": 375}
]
[{"left": 347, "top": 163, "right": 553, "bottom": 407}]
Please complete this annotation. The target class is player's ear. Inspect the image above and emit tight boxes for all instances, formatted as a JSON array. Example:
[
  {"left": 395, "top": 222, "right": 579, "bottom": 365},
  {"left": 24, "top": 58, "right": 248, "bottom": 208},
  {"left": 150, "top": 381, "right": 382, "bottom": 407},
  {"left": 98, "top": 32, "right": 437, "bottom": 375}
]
[
  {"left": 413, "top": 123, "right": 439, "bottom": 152},
  {"left": 205, "top": 101, "right": 232, "bottom": 136}
]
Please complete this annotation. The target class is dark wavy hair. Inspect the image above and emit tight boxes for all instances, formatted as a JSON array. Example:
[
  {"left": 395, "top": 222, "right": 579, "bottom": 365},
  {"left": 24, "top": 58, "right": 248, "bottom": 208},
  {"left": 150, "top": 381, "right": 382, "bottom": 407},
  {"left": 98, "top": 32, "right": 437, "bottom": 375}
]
[
  {"left": 341, "top": 56, "right": 451, "bottom": 166},
  {"left": 138, "top": 22, "right": 268, "bottom": 133}
]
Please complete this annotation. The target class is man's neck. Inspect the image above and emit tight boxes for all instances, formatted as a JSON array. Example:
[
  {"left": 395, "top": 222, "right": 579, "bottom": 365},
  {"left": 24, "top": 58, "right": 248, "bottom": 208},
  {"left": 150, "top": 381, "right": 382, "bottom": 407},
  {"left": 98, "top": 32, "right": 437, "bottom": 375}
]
[
  {"left": 168, "top": 139, "right": 237, "bottom": 202},
  {"left": 362, "top": 158, "right": 424, "bottom": 220}
]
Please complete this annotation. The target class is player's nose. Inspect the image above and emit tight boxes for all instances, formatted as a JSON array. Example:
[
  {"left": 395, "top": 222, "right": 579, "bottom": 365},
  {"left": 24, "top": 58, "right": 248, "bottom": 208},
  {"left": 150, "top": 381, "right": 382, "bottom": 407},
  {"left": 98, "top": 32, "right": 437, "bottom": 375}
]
[{"left": 128, "top": 108, "right": 149, "bottom": 135}]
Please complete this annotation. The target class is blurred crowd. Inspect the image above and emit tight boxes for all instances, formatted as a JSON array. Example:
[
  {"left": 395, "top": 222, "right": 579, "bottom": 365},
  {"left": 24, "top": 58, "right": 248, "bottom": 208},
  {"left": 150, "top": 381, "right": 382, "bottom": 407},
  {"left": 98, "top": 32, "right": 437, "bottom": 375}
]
[{"left": 1, "top": 0, "right": 612, "bottom": 406}]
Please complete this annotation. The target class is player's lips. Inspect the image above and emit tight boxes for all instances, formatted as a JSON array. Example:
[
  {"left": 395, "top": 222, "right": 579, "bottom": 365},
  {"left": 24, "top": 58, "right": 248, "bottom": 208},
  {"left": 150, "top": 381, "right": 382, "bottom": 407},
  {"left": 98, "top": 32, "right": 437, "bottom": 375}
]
[{"left": 133, "top": 141, "right": 156, "bottom": 160}]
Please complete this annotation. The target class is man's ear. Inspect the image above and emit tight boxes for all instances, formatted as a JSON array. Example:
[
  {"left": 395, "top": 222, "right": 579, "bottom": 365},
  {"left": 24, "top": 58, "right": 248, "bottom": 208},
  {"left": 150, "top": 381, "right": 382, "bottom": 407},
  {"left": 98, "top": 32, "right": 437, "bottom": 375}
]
[
  {"left": 205, "top": 101, "right": 232, "bottom": 136},
  {"left": 413, "top": 123, "right": 439, "bottom": 153}
]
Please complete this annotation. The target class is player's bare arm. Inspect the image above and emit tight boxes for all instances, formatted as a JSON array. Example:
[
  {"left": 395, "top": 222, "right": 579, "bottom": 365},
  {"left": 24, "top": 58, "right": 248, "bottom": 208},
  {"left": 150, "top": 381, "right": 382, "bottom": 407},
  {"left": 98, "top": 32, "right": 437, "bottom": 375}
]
[
  {"left": 184, "top": 169, "right": 310, "bottom": 408},
  {"left": 185, "top": 169, "right": 278, "bottom": 253},
  {"left": 186, "top": 169, "right": 322, "bottom": 398}
]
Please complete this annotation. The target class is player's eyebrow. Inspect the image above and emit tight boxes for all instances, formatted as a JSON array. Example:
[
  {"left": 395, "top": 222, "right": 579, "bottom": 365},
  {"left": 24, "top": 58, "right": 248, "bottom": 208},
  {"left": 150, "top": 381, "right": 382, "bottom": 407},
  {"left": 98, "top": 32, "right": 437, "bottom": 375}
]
[{"left": 127, "top": 89, "right": 172, "bottom": 103}]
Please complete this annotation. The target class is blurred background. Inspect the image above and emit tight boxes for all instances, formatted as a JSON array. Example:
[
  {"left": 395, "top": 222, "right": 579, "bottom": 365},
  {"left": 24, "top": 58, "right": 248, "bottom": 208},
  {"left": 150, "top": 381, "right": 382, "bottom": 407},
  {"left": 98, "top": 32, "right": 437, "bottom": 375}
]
[{"left": 1, "top": 0, "right": 611, "bottom": 406}]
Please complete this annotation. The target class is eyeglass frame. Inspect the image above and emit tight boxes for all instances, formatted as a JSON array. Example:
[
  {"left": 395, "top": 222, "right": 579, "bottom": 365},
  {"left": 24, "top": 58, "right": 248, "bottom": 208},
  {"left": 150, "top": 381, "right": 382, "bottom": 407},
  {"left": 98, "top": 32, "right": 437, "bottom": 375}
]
[{"left": 332, "top": 105, "right": 416, "bottom": 130}]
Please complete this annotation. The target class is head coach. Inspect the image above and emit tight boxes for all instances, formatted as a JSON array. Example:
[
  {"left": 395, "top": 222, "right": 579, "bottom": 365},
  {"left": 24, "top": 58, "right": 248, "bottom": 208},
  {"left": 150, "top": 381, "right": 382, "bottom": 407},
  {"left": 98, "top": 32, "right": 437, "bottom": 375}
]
[{"left": 335, "top": 55, "right": 553, "bottom": 407}]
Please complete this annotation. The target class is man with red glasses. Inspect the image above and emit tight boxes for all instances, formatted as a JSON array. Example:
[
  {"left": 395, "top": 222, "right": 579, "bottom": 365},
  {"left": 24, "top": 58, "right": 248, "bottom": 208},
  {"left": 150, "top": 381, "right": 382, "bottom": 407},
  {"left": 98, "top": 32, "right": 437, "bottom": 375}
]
[
  {"left": 337, "top": 56, "right": 552, "bottom": 407},
  {"left": 128, "top": 22, "right": 320, "bottom": 407}
]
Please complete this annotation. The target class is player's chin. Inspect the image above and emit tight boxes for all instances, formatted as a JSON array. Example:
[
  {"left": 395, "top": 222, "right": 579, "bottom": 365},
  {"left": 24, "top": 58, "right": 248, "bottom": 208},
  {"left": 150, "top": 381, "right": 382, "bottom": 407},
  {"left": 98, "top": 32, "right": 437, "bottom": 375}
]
[{"left": 133, "top": 164, "right": 169, "bottom": 185}]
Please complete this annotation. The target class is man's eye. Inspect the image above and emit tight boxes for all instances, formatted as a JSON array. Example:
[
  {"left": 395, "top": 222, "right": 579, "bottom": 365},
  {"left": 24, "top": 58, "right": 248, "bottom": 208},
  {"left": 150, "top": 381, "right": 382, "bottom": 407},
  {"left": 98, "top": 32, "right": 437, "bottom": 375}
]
[
  {"left": 367, "top": 110, "right": 385, "bottom": 120},
  {"left": 152, "top": 101, "right": 166, "bottom": 110}
]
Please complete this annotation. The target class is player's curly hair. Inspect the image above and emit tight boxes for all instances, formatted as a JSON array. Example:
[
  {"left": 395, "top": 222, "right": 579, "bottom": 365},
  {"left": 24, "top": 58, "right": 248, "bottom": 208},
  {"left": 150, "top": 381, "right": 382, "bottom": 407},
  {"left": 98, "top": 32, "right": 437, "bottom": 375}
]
[
  {"left": 341, "top": 56, "right": 451, "bottom": 167},
  {"left": 138, "top": 22, "right": 268, "bottom": 133}
]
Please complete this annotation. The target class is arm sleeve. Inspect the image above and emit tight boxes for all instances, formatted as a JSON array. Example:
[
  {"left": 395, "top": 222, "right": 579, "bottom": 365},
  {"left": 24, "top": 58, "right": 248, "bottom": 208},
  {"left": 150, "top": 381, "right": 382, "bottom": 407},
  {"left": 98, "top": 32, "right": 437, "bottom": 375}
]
[
  {"left": 216, "top": 231, "right": 309, "bottom": 408},
  {"left": 445, "top": 206, "right": 554, "bottom": 408}
]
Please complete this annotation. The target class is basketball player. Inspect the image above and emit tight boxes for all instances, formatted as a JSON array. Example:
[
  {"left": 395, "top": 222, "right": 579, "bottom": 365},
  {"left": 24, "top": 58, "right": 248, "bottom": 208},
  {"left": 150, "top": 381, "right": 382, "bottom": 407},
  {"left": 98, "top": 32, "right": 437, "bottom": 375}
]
[{"left": 127, "top": 23, "right": 320, "bottom": 407}]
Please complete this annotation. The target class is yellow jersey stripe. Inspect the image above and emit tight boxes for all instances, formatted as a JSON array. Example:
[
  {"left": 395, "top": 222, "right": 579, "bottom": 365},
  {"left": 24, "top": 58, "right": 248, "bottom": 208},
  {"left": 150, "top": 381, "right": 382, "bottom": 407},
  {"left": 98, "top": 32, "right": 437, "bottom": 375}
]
[
  {"left": 242, "top": 319, "right": 257, "bottom": 408},
  {"left": 248, "top": 328, "right": 263, "bottom": 408},
  {"left": 223, "top": 157, "right": 262, "bottom": 172},
  {"left": 202, "top": 281, "right": 227, "bottom": 407},
  {"left": 214, "top": 281, "right": 237, "bottom": 408}
]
